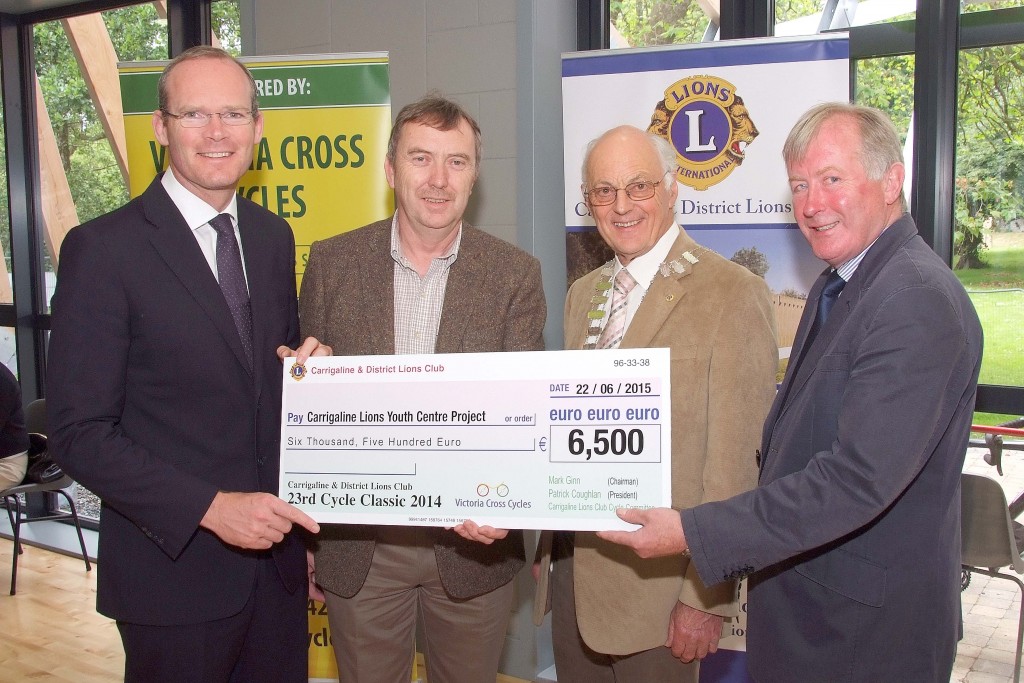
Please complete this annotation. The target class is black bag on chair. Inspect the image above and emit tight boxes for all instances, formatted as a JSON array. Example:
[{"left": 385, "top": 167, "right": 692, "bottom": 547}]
[{"left": 24, "top": 433, "right": 63, "bottom": 484}]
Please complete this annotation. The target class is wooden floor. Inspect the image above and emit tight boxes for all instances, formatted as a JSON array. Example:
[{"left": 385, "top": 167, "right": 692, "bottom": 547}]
[
  {"left": 0, "top": 538, "right": 529, "bottom": 683},
  {"left": 0, "top": 538, "right": 121, "bottom": 682}
]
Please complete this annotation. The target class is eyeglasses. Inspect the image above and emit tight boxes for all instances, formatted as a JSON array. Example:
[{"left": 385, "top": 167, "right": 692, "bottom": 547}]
[
  {"left": 583, "top": 171, "right": 673, "bottom": 206},
  {"left": 161, "top": 109, "right": 256, "bottom": 128}
]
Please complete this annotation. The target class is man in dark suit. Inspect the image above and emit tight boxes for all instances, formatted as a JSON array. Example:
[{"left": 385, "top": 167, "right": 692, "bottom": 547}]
[
  {"left": 48, "top": 46, "right": 325, "bottom": 683},
  {"left": 299, "top": 95, "right": 546, "bottom": 683},
  {"left": 598, "top": 102, "right": 983, "bottom": 682}
]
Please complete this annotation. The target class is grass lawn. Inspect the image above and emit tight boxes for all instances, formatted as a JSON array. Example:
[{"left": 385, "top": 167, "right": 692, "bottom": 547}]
[{"left": 956, "top": 232, "right": 1024, "bottom": 428}]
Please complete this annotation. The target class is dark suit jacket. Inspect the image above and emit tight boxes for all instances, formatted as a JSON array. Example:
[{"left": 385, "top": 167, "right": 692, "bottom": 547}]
[
  {"left": 47, "top": 176, "right": 305, "bottom": 625},
  {"left": 298, "top": 217, "right": 546, "bottom": 600},
  {"left": 682, "top": 215, "right": 983, "bottom": 682}
]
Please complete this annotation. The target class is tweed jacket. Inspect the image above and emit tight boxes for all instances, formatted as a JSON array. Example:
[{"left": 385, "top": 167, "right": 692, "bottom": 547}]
[
  {"left": 299, "top": 217, "right": 546, "bottom": 599},
  {"left": 535, "top": 229, "right": 777, "bottom": 655}
]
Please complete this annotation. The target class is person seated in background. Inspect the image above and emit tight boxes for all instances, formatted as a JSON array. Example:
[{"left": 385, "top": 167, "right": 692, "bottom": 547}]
[{"left": 0, "top": 363, "right": 29, "bottom": 490}]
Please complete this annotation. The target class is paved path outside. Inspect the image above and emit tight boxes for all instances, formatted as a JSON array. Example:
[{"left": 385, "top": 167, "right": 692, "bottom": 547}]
[{"left": 955, "top": 446, "right": 1024, "bottom": 683}]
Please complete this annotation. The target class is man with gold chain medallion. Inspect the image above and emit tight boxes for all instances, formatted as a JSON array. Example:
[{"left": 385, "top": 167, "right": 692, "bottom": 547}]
[{"left": 533, "top": 125, "right": 778, "bottom": 682}]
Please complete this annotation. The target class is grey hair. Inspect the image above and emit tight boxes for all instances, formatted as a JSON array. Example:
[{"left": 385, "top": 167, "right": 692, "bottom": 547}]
[{"left": 783, "top": 101, "right": 907, "bottom": 209}]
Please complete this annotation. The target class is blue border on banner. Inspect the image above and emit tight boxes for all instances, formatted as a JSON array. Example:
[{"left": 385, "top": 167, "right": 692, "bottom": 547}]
[{"left": 562, "top": 36, "right": 848, "bottom": 77}]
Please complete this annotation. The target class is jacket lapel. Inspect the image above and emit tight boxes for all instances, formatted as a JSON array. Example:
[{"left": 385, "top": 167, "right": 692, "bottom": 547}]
[
  {"left": 436, "top": 225, "right": 483, "bottom": 354},
  {"left": 361, "top": 221, "right": 397, "bottom": 355},
  {"left": 620, "top": 231, "right": 697, "bottom": 349},
  {"left": 764, "top": 214, "right": 920, "bottom": 446},
  {"left": 141, "top": 178, "right": 253, "bottom": 376}
]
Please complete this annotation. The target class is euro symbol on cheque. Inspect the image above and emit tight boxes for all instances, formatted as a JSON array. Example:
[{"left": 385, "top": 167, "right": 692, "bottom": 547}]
[{"left": 539, "top": 437, "right": 547, "bottom": 452}]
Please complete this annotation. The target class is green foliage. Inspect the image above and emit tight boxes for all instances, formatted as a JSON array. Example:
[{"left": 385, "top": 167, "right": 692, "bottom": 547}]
[
  {"left": 213, "top": 2, "right": 242, "bottom": 55},
  {"left": 610, "top": 0, "right": 709, "bottom": 47},
  {"left": 730, "top": 246, "right": 770, "bottom": 278},
  {"left": 956, "top": 234, "right": 1024, "bottom": 400},
  {"left": 954, "top": 44, "right": 1024, "bottom": 269},
  {"left": 854, "top": 55, "right": 915, "bottom": 136},
  {"left": 101, "top": 4, "right": 167, "bottom": 62},
  {"left": 27, "top": 4, "right": 239, "bottom": 234},
  {"left": 955, "top": 234, "right": 1024, "bottom": 289},
  {"left": 33, "top": 7, "right": 167, "bottom": 227},
  {"left": 774, "top": 0, "right": 825, "bottom": 24},
  {"left": 963, "top": 0, "right": 1024, "bottom": 14}
]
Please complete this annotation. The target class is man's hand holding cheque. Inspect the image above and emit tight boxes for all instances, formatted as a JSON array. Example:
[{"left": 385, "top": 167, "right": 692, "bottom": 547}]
[{"left": 596, "top": 506, "right": 688, "bottom": 558}]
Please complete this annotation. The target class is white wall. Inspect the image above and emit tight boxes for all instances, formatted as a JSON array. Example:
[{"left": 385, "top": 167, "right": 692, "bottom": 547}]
[
  {"left": 243, "top": 0, "right": 571, "bottom": 349},
  {"left": 244, "top": 0, "right": 520, "bottom": 245}
]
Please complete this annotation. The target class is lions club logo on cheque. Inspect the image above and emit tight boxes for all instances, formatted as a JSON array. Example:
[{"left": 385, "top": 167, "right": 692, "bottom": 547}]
[{"left": 647, "top": 75, "right": 757, "bottom": 191}]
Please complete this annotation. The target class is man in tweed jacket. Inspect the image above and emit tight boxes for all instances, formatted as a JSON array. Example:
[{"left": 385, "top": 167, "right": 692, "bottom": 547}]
[
  {"left": 299, "top": 95, "right": 546, "bottom": 683},
  {"left": 534, "top": 125, "right": 776, "bottom": 683}
]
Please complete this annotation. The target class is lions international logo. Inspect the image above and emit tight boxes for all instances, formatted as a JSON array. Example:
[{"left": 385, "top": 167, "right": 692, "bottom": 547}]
[
  {"left": 289, "top": 361, "right": 306, "bottom": 381},
  {"left": 647, "top": 75, "right": 758, "bottom": 191}
]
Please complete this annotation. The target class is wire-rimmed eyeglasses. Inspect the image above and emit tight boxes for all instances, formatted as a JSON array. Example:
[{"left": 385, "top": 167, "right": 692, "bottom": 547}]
[
  {"left": 161, "top": 109, "right": 256, "bottom": 128},
  {"left": 583, "top": 171, "right": 673, "bottom": 206}
]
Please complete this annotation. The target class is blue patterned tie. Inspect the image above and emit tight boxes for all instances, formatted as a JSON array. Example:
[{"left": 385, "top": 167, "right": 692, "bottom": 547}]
[
  {"left": 806, "top": 270, "right": 846, "bottom": 347},
  {"left": 209, "top": 213, "right": 253, "bottom": 370}
]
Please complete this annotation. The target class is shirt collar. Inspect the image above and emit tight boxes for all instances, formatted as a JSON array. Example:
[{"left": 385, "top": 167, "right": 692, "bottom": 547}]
[
  {"left": 613, "top": 223, "right": 680, "bottom": 289},
  {"left": 388, "top": 212, "right": 462, "bottom": 266},
  {"left": 161, "top": 169, "right": 239, "bottom": 231},
  {"left": 834, "top": 223, "right": 892, "bottom": 282}
]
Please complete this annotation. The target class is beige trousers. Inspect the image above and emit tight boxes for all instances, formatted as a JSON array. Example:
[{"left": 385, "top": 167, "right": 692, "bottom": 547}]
[{"left": 323, "top": 526, "right": 515, "bottom": 683}]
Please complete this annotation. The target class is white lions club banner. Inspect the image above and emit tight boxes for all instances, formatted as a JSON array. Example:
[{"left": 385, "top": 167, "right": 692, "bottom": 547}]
[{"left": 562, "top": 35, "right": 849, "bottom": 353}]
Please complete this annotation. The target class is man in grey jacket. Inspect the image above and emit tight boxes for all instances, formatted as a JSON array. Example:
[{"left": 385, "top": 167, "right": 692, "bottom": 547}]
[{"left": 599, "top": 102, "right": 983, "bottom": 683}]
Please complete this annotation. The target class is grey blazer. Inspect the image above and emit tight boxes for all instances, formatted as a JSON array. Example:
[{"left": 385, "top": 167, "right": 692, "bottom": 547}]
[
  {"left": 298, "top": 218, "right": 546, "bottom": 599},
  {"left": 682, "top": 215, "right": 983, "bottom": 682}
]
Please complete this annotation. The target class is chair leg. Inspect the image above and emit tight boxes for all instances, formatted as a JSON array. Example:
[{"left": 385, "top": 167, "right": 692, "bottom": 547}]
[
  {"left": 55, "top": 489, "right": 91, "bottom": 572},
  {"left": 9, "top": 495, "right": 22, "bottom": 595},
  {"left": 1015, "top": 591, "right": 1024, "bottom": 683}
]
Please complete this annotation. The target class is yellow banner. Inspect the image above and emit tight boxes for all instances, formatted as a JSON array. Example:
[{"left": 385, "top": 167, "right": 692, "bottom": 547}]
[{"left": 120, "top": 53, "right": 393, "bottom": 291}]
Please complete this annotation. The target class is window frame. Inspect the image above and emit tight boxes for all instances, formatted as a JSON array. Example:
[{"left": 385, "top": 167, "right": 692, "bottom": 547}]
[
  {"left": 0, "top": 0, "right": 214, "bottom": 528},
  {"left": 587, "top": 0, "right": 1024, "bottom": 417}
]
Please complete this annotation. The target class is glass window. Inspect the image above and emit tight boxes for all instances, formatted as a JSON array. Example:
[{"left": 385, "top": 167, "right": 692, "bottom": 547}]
[
  {"left": 1, "top": 85, "right": 13, "bottom": 375},
  {"left": 852, "top": 54, "right": 915, "bottom": 136},
  {"left": 954, "top": 41, "right": 1024, "bottom": 423},
  {"left": 776, "top": 0, "right": 915, "bottom": 36},
  {"left": 1, "top": 328, "right": 14, "bottom": 378},
  {"left": 213, "top": 1, "right": 242, "bottom": 55},
  {"left": 33, "top": 5, "right": 171, "bottom": 520},
  {"left": 963, "top": 0, "right": 1024, "bottom": 13},
  {"left": 610, "top": 0, "right": 712, "bottom": 48},
  {"left": 33, "top": 5, "right": 168, "bottom": 313}
]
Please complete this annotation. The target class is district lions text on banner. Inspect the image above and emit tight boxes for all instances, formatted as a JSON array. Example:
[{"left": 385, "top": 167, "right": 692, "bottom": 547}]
[{"left": 563, "top": 35, "right": 849, "bottom": 364}]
